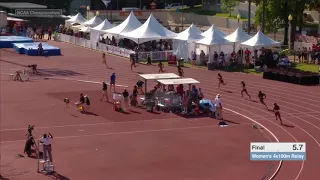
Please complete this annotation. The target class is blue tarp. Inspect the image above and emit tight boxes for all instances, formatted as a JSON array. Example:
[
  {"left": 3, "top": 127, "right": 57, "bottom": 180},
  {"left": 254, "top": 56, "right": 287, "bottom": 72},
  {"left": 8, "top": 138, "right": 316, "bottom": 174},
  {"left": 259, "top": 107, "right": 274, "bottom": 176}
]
[
  {"left": 199, "top": 99, "right": 216, "bottom": 112},
  {"left": 13, "top": 42, "right": 61, "bottom": 56},
  {"left": 0, "top": 36, "right": 33, "bottom": 48}
]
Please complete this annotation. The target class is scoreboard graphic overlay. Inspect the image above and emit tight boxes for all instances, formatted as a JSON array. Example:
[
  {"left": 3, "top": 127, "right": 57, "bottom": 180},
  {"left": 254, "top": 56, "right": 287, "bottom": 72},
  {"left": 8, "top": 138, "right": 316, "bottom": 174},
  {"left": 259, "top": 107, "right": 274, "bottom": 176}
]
[{"left": 250, "top": 142, "right": 306, "bottom": 161}]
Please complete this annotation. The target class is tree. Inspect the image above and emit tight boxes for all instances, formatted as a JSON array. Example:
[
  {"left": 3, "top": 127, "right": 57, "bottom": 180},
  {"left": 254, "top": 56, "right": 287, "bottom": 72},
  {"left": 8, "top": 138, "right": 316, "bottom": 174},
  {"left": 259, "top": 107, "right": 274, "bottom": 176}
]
[
  {"left": 221, "top": 0, "right": 239, "bottom": 17},
  {"left": 308, "top": 0, "right": 320, "bottom": 35},
  {"left": 309, "top": 0, "right": 320, "bottom": 12},
  {"left": 255, "top": 2, "right": 279, "bottom": 34},
  {"left": 255, "top": 0, "right": 296, "bottom": 45}
]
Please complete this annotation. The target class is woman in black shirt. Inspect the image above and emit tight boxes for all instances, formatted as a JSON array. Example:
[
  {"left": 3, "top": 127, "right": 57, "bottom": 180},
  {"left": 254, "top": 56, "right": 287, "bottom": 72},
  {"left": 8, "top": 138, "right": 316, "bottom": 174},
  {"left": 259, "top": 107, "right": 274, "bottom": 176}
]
[
  {"left": 84, "top": 95, "right": 90, "bottom": 111},
  {"left": 136, "top": 80, "right": 144, "bottom": 94},
  {"left": 100, "top": 81, "right": 108, "bottom": 102},
  {"left": 133, "top": 86, "right": 138, "bottom": 101},
  {"left": 123, "top": 89, "right": 129, "bottom": 110}
]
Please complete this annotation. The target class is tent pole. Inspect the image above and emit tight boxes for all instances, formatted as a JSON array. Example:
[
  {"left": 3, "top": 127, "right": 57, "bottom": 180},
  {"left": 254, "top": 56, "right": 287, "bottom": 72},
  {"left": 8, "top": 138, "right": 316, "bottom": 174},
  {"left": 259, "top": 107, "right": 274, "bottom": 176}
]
[
  {"left": 208, "top": 46, "right": 210, "bottom": 64},
  {"left": 137, "top": 39, "right": 140, "bottom": 62},
  {"left": 241, "top": 46, "right": 244, "bottom": 72},
  {"left": 253, "top": 48, "right": 256, "bottom": 70}
]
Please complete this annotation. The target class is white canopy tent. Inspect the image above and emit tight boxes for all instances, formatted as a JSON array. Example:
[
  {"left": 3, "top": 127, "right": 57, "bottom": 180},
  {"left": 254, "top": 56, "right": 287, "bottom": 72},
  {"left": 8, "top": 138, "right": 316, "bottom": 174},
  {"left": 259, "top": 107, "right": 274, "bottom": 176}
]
[
  {"left": 241, "top": 31, "right": 281, "bottom": 67},
  {"left": 79, "top": 26, "right": 90, "bottom": 33},
  {"left": 71, "top": 24, "right": 86, "bottom": 32},
  {"left": 197, "top": 29, "right": 232, "bottom": 63},
  {"left": 241, "top": 31, "right": 281, "bottom": 48},
  {"left": 139, "top": 73, "right": 180, "bottom": 92},
  {"left": 173, "top": 24, "right": 204, "bottom": 61},
  {"left": 104, "top": 11, "right": 142, "bottom": 38},
  {"left": 202, "top": 25, "right": 226, "bottom": 38},
  {"left": 225, "top": 27, "right": 252, "bottom": 52},
  {"left": 119, "top": 14, "right": 177, "bottom": 44},
  {"left": 174, "top": 24, "right": 203, "bottom": 42},
  {"left": 157, "top": 78, "right": 200, "bottom": 90},
  {"left": 65, "top": 13, "right": 86, "bottom": 27},
  {"left": 83, "top": 15, "right": 103, "bottom": 28},
  {"left": 225, "top": 27, "right": 251, "bottom": 43},
  {"left": 90, "top": 19, "right": 114, "bottom": 48},
  {"left": 92, "top": 19, "right": 113, "bottom": 31},
  {"left": 157, "top": 78, "right": 200, "bottom": 85}
]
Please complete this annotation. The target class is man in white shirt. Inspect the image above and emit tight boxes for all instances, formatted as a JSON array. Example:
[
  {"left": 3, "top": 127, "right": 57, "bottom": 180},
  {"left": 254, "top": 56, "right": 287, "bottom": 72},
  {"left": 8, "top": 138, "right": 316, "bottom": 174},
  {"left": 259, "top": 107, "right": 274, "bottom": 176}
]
[
  {"left": 40, "top": 133, "right": 53, "bottom": 163},
  {"left": 215, "top": 94, "right": 223, "bottom": 120}
]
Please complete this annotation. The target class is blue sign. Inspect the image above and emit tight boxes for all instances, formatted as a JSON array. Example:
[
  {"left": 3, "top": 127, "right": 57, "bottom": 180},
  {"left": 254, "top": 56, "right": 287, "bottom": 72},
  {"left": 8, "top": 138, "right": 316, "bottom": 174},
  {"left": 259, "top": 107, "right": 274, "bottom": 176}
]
[{"left": 250, "top": 152, "right": 306, "bottom": 161}]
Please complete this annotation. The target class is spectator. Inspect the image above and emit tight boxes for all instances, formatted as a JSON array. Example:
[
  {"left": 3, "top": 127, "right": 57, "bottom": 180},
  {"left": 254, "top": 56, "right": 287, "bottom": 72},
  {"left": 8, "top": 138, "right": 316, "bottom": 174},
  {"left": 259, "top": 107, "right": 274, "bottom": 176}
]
[
  {"left": 100, "top": 81, "right": 108, "bottom": 102},
  {"left": 48, "top": 27, "right": 52, "bottom": 40},
  {"left": 136, "top": 80, "right": 144, "bottom": 94},
  {"left": 110, "top": 73, "right": 116, "bottom": 92},
  {"left": 192, "top": 51, "right": 196, "bottom": 66},
  {"left": 191, "top": 85, "right": 198, "bottom": 102},
  {"left": 38, "top": 43, "right": 43, "bottom": 56},
  {"left": 122, "top": 89, "right": 129, "bottom": 110},
  {"left": 215, "top": 94, "right": 223, "bottom": 120},
  {"left": 84, "top": 95, "right": 90, "bottom": 111}
]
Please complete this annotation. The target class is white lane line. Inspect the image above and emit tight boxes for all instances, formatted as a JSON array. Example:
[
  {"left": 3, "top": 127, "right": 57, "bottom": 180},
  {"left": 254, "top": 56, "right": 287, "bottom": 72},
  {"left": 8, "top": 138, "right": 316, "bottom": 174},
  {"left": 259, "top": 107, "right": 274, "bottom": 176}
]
[
  {"left": 0, "top": 117, "right": 183, "bottom": 132},
  {"left": 0, "top": 123, "right": 253, "bottom": 143},
  {"left": 224, "top": 108, "right": 281, "bottom": 180}
]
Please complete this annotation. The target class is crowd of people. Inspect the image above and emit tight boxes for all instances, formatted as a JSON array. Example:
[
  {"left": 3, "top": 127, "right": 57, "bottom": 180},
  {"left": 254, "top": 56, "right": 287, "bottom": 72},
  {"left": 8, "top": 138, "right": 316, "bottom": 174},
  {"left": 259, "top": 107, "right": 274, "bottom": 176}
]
[
  {"left": 296, "top": 43, "right": 320, "bottom": 64},
  {"left": 99, "top": 35, "right": 173, "bottom": 52},
  {"left": 59, "top": 24, "right": 90, "bottom": 40},
  {"left": 26, "top": 25, "right": 53, "bottom": 41},
  {"left": 73, "top": 55, "right": 283, "bottom": 124}
]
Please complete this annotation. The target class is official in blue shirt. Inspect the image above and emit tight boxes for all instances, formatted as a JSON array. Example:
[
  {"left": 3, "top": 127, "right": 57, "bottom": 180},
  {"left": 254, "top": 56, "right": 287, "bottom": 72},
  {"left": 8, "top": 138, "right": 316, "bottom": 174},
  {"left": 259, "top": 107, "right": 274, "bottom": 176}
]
[
  {"left": 110, "top": 73, "right": 116, "bottom": 92},
  {"left": 191, "top": 85, "right": 198, "bottom": 102}
]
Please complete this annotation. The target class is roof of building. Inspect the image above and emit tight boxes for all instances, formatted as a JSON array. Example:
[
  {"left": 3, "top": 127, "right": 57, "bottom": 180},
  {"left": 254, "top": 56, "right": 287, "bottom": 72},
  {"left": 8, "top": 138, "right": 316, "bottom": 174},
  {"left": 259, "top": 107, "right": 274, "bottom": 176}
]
[{"left": 0, "top": 2, "right": 47, "bottom": 9}]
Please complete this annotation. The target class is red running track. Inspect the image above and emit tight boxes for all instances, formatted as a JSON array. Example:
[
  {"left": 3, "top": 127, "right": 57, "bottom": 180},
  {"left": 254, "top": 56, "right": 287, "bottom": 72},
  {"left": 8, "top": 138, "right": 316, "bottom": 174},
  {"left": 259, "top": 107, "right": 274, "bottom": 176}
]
[{"left": 0, "top": 41, "right": 319, "bottom": 180}]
